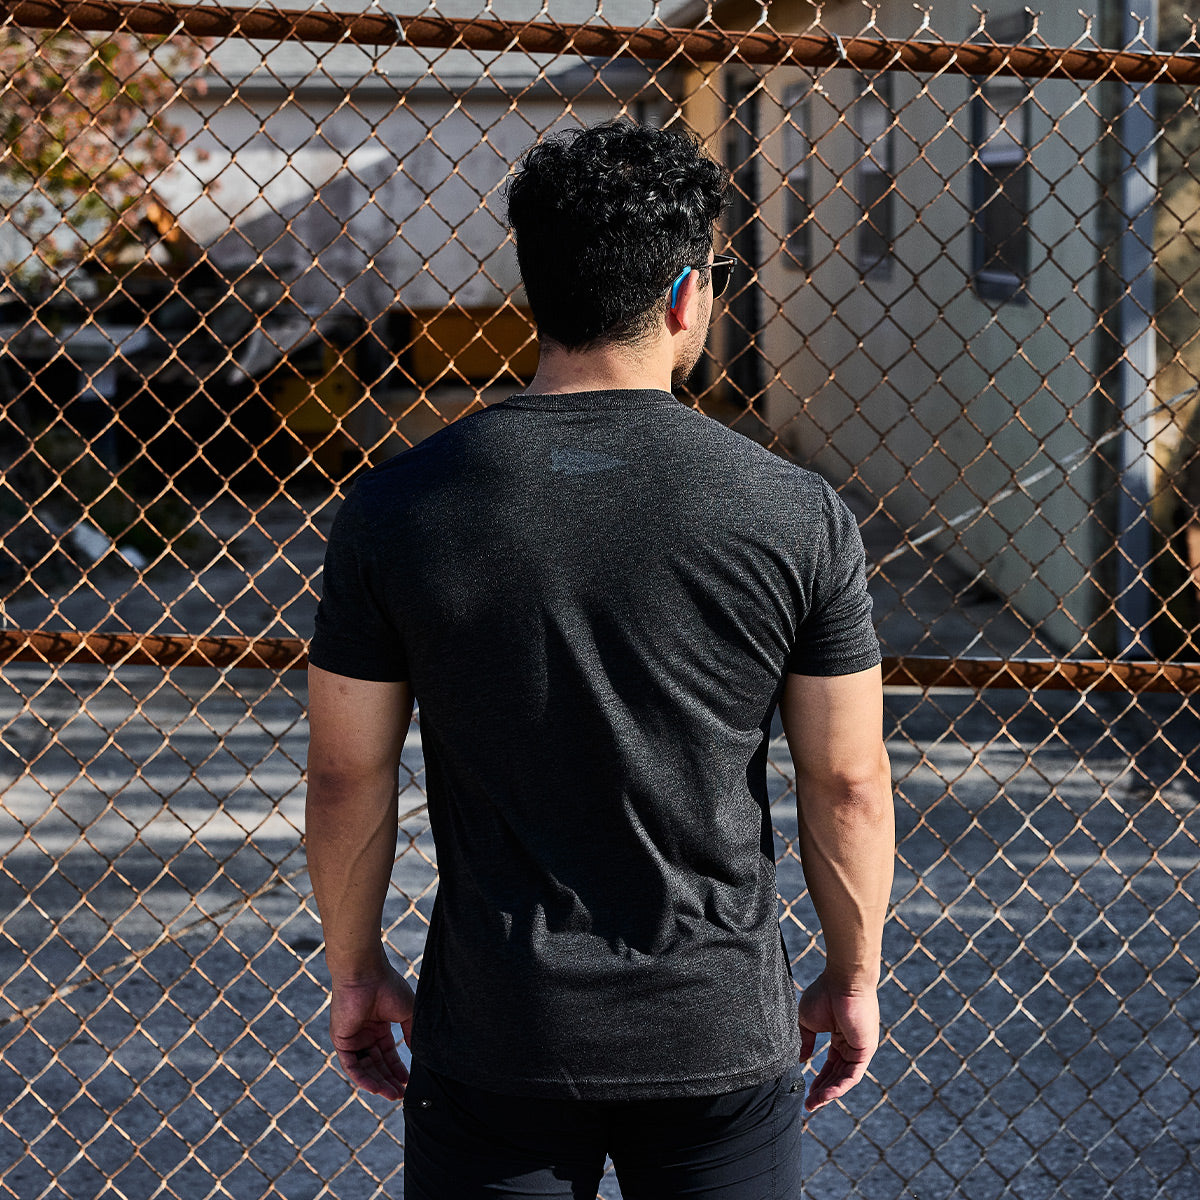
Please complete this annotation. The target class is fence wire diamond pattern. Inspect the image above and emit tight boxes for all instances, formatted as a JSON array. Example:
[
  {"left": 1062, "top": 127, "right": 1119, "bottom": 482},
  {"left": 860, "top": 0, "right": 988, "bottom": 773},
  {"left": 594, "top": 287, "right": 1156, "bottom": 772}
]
[{"left": 1, "top": 2, "right": 1198, "bottom": 1197}]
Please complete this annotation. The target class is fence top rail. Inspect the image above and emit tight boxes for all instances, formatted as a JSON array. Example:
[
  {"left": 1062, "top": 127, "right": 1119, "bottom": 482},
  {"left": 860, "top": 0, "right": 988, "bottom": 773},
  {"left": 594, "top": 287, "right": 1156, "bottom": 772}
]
[
  {"left": 3, "top": 630, "right": 1200, "bottom": 692},
  {"left": 4, "top": 0, "right": 1200, "bottom": 84}
]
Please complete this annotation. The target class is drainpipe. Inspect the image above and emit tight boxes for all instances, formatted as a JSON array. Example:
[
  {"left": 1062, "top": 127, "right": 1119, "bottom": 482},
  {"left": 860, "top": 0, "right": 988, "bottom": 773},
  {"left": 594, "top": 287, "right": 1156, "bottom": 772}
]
[{"left": 1114, "top": 0, "right": 1158, "bottom": 658}]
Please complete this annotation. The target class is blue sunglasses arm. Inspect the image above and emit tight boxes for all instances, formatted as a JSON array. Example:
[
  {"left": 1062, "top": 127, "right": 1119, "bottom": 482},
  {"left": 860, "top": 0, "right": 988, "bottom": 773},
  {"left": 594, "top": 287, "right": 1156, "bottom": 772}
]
[{"left": 670, "top": 267, "right": 692, "bottom": 309}]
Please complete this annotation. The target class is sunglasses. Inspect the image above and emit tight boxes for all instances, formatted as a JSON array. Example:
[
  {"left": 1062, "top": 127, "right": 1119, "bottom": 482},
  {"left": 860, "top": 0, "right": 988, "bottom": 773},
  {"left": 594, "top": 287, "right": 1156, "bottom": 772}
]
[{"left": 669, "top": 256, "right": 736, "bottom": 308}]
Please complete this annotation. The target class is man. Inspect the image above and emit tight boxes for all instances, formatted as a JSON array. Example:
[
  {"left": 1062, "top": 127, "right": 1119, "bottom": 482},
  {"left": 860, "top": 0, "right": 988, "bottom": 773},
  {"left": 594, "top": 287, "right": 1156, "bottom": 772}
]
[{"left": 306, "top": 119, "right": 894, "bottom": 1199}]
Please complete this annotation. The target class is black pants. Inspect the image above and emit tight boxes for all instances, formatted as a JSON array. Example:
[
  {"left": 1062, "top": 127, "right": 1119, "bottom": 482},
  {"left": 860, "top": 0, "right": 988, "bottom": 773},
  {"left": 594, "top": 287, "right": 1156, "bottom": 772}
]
[{"left": 402, "top": 1060, "right": 804, "bottom": 1199}]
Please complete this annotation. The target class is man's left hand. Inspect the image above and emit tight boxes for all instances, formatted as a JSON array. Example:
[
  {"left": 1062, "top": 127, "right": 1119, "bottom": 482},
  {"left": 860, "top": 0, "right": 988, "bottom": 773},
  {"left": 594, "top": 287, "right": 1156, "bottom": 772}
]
[{"left": 330, "top": 962, "right": 415, "bottom": 1101}]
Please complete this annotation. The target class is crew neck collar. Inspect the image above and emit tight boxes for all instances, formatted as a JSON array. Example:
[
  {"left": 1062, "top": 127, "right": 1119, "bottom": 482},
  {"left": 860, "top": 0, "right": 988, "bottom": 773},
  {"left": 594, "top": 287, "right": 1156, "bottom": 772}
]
[{"left": 499, "top": 389, "right": 676, "bottom": 412}]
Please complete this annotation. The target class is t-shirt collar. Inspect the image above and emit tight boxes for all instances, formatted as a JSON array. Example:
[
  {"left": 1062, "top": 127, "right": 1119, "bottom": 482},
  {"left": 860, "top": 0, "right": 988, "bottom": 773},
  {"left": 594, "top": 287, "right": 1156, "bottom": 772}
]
[{"left": 498, "top": 389, "right": 676, "bottom": 412}]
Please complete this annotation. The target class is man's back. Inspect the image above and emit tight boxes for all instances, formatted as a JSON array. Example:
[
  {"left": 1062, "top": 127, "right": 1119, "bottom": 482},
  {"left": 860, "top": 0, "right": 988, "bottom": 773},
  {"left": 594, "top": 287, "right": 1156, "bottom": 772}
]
[{"left": 311, "top": 387, "right": 879, "bottom": 1099}]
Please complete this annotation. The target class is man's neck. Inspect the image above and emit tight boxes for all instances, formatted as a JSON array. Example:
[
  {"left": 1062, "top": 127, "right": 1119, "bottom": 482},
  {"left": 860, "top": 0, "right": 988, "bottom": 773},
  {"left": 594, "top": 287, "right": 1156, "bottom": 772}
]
[{"left": 522, "top": 338, "right": 672, "bottom": 396}]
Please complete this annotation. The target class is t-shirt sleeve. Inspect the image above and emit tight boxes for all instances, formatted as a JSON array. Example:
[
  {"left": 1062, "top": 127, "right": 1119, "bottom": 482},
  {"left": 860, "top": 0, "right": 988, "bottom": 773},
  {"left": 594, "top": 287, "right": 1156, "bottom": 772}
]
[
  {"left": 308, "top": 484, "right": 409, "bottom": 682},
  {"left": 785, "top": 480, "right": 882, "bottom": 676}
]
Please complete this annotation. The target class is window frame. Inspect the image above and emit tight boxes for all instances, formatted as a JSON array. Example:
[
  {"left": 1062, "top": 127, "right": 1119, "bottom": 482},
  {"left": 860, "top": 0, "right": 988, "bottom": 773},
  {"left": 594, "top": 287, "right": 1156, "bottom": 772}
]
[
  {"left": 853, "top": 74, "right": 896, "bottom": 277},
  {"left": 783, "top": 82, "right": 814, "bottom": 271},
  {"left": 971, "top": 76, "right": 1032, "bottom": 303}
]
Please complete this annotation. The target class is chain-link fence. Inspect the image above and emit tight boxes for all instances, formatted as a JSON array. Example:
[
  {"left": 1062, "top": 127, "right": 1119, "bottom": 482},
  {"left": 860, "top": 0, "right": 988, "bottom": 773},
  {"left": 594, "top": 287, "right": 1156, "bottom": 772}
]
[{"left": 1, "top": 1, "right": 1198, "bottom": 1196}]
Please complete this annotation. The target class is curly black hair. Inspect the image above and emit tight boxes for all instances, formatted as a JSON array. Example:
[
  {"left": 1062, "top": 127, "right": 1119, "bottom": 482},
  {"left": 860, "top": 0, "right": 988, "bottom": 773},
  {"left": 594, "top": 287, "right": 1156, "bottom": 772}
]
[{"left": 505, "top": 119, "right": 729, "bottom": 350}]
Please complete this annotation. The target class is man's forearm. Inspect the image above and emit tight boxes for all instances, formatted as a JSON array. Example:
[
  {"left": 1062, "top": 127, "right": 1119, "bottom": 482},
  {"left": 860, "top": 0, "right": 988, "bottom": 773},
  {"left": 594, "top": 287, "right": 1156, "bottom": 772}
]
[
  {"left": 306, "top": 768, "right": 400, "bottom": 981},
  {"left": 796, "top": 746, "right": 894, "bottom": 988},
  {"left": 306, "top": 668, "right": 411, "bottom": 981}
]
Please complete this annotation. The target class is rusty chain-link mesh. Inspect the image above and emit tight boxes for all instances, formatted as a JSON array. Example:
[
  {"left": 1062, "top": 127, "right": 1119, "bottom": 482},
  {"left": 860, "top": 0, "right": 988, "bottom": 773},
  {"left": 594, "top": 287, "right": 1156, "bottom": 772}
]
[{"left": 1, "top": 1, "right": 1198, "bottom": 1196}]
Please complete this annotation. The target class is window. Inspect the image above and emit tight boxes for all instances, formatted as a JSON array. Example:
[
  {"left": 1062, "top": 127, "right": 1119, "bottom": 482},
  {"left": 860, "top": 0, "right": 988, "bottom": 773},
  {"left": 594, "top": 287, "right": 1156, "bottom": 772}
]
[
  {"left": 783, "top": 84, "right": 812, "bottom": 270},
  {"left": 972, "top": 80, "right": 1030, "bottom": 301},
  {"left": 971, "top": 12, "right": 1033, "bottom": 302},
  {"left": 854, "top": 76, "right": 894, "bottom": 274}
]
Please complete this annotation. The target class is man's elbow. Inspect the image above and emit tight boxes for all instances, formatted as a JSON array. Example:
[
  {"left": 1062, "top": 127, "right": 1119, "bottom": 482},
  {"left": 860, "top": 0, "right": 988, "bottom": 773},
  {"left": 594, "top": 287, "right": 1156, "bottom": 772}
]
[
  {"left": 797, "top": 745, "right": 892, "bottom": 810},
  {"left": 306, "top": 761, "right": 398, "bottom": 810},
  {"left": 306, "top": 767, "right": 351, "bottom": 812}
]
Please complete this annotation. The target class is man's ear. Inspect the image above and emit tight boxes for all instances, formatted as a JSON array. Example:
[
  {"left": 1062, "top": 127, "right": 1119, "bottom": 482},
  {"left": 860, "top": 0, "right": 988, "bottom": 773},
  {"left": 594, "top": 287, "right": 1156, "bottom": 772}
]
[{"left": 667, "top": 268, "right": 700, "bottom": 332}]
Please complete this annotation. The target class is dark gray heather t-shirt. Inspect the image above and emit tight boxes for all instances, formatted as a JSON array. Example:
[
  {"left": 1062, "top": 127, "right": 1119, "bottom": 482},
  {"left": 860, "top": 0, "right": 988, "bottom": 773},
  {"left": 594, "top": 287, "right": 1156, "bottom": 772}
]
[{"left": 309, "top": 389, "right": 880, "bottom": 1101}]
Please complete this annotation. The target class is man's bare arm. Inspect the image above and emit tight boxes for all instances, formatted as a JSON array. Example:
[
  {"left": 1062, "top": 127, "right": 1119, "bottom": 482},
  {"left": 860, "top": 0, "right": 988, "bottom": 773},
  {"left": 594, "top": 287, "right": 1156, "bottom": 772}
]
[
  {"left": 780, "top": 666, "right": 894, "bottom": 1111},
  {"left": 306, "top": 665, "right": 414, "bottom": 1100}
]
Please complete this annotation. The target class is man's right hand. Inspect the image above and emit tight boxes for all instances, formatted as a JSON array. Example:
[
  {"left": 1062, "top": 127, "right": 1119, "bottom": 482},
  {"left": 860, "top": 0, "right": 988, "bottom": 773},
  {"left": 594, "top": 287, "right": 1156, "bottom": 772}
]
[
  {"left": 329, "top": 961, "right": 415, "bottom": 1102},
  {"left": 797, "top": 971, "right": 880, "bottom": 1111}
]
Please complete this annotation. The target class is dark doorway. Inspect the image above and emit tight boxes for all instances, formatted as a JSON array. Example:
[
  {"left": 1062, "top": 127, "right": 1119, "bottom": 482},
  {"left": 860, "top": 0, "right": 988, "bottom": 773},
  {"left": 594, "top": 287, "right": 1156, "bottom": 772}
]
[{"left": 724, "top": 76, "right": 766, "bottom": 408}]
